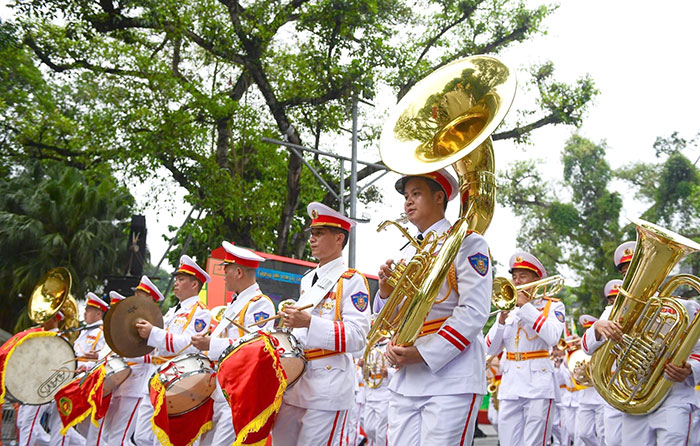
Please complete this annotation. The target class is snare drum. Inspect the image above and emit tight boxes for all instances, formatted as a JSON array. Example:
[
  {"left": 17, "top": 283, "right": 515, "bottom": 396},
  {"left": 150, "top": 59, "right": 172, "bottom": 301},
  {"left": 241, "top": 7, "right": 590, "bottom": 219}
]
[
  {"left": 5, "top": 335, "right": 76, "bottom": 405},
  {"left": 100, "top": 356, "right": 131, "bottom": 396},
  {"left": 155, "top": 353, "right": 216, "bottom": 415},
  {"left": 219, "top": 328, "right": 306, "bottom": 386}
]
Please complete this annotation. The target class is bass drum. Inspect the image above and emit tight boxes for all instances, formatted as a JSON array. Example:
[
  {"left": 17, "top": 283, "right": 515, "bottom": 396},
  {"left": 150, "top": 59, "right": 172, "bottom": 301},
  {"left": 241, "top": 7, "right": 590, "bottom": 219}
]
[
  {"left": 219, "top": 329, "right": 306, "bottom": 387},
  {"left": 101, "top": 356, "right": 132, "bottom": 396},
  {"left": 5, "top": 336, "right": 76, "bottom": 404}
]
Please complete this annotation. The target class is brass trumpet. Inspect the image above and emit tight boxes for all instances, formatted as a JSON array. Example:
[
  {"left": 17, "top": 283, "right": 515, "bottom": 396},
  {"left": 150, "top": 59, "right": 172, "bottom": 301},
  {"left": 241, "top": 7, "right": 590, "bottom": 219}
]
[{"left": 489, "top": 274, "right": 564, "bottom": 315}]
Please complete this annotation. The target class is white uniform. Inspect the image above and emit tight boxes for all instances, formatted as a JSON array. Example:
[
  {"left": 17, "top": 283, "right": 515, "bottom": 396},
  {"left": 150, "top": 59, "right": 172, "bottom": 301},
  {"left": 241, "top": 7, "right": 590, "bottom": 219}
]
[
  {"left": 272, "top": 257, "right": 371, "bottom": 446},
  {"left": 73, "top": 321, "right": 107, "bottom": 445},
  {"left": 375, "top": 218, "right": 491, "bottom": 446},
  {"left": 582, "top": 300, "right": 700, "bottom": 446},
  {"left": 198, "top": 283, "right": 275, "bottom": 446},
  {"left": 556, "top": 361, "right": 580, "bottom": 446},
  {"left": 16, "top": 402, "right": 51, "bottom": 446},
  {"left": 486, "top": 294, "right": 565, "bottom": 446},
  {"left": 363, "top": 341, "right": 395, "bottom": 446},
  {"left": 143, "top": 295, "right": 211, "bottom": 444}
]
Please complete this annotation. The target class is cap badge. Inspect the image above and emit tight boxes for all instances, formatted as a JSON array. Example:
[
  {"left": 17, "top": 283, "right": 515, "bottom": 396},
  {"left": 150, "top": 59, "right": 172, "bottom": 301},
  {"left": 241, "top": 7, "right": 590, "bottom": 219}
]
[
  {"left": 515, "top": 256, "right": 523, "bottom": 262},
  {"left": 311, "top": 209, "right": 319, "bottom": 219}
]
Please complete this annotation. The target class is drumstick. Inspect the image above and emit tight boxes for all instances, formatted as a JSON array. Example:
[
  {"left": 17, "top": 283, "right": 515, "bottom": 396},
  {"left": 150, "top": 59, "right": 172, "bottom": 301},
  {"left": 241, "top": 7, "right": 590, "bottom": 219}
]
[
  {"left": 226, "top": 317, "right": 251, "bottom": 335},
  {"left": 247, "top": 304, "right": 314, "bottom": 328}
]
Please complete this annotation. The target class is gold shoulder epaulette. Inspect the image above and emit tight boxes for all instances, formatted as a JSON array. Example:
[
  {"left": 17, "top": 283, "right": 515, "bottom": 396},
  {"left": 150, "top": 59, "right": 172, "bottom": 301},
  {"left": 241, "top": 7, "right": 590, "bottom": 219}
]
[
  {"left": 341, "top": 269, "right": 358, "bottom": 279},
  {"left": 250, "top": 294, "right": 268, "bottom": 302},
  {"left": 543, "top": 297, "right": 561, "bottom": 302}
]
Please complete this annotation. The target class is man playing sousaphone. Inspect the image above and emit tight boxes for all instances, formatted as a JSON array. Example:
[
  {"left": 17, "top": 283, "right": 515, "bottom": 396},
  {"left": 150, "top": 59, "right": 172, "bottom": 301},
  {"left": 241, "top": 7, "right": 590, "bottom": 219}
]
[
  {"left": 192, "top": 242, "right": 275, "bottom": 445},
  {"left": 485, "top": 251, "right": 565, "bottom": 446},
  {"left": 374, "top": 169, "right": 492, "bottom": 445},
  {"left": 272, "top": 202, "right": 371, "bottom": 446}
]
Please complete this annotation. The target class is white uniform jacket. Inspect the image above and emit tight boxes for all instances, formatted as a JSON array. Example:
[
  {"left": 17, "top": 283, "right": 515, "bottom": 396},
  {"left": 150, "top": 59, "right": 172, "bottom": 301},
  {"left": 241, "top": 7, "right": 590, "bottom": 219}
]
[
  {"left": 582, "top": 299, "right": 700, "bottom": 409},
  {"left": 374, "top": 218, "right": 492, "bottom": 397},
  {"left": 283, "top": 256, "right": 371, "bottom": 411},
  {"left": 486, "top": 297, "right": 566, "bottom": 400},
  {"left": 207, "top": 283, "right": 276, "bottom": 361},
  {"left": 148, "top": 295, "right": 212, "bottom": 358},
  {"left": 73, "top": 320, "right": 105, "bottom": 370},
  {"left": 556, "top": 361, "right": 580, "bottom": 408}
]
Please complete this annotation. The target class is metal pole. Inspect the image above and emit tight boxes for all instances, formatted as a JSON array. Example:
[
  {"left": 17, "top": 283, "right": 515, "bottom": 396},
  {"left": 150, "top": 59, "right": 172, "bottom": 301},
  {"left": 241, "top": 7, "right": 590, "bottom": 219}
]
[
  {"left": 349, "top": 94, "right": 358, "bottom": 268},
  {"left": 339, "top": 160, "right": 345, "bottom": 214}
]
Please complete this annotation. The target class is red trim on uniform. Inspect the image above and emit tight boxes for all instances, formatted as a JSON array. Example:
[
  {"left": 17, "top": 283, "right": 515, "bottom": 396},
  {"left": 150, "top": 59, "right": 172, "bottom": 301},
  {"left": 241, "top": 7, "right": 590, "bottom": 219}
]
[
  {"left": 223, "top": 251, "right": 260, "bottom": 268},
  {"left": 582, "top": 332, "right": 589, "bottom": 352},
  {"left": 87, "top": 299, "right": 109, "bottom": 312},
  {"left": 333, "top": 322, "right": 340, "bottom": 351},
  {"left": 423, "top": 171, "right": 453, "bottom": 200},
  {"left": 144, "top": 355, "right": 151, "bottom": 364},
  {"left": 177, "top": 264, "right": 207, "bottom": 283},
  {"left": 137, "top": 283, "right": 161, "bottom": 302},
  {"left": 438, "top": 330, "right": 465, "bottom": 351},
  {"left": 542, "top": 399, "right": 553, "bottom": 446},
  {"left": 459, "top": 393, "right": 478, "bottom": 445},
  {"left": 619, "top": 254, "right": 633, "bottom": 265},
  {"left": 121, "top": 397, "right": 141, "bottom": 445},
  {"left": 511, "top": 260, "right": 543, "bottom": 278},
  {"left": 166, "top": 333, "right": 173, "bottom": 352},
  {"left": 533, "top": 315, "right": 543, "bottom": 331},
  {"left": 328, "top": 411, "right": 341, "bottom": 446},
  {"left": 339, "top": 410, "right": 349, "bottom": 446},
  {"left": 27, "top": 405, "right": 41, "bottom": 445},
  {"left": 689, "top": 354, "right": 700, "bottom": 362},
  {"left": 444, "top": 326, "right": 470, "bottom": 347},
  {"left": 311, "top": 214, "right": 352, "bottom": 232},
  {"left": 535, "top": 315, "right": 546, "bottom": 333},
  {"left": 485, "top": 335, "right": 491, "bottom": 347},
  {"left": 686, "top": 411, "right": 692, "bottom": 446},
  {"left": 607, "top": 289, "right": 620, "bottom": 297},
  {"left": 97, "top": 417, "right": 105, "bottom": 444},
  {"left": 339, "top": 322, "right": 346, "bottom": 352}
]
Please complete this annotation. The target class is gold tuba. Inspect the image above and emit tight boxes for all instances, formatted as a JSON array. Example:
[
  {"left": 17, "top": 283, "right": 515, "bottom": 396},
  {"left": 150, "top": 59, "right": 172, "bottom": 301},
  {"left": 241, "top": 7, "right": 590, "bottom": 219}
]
[
  {"left": 365, "top": 56, "right": 516, "bottom": 358},
  {"left": 28, "top": 267, "right": 81, "bottom": 343},
  {"left": 590, "top": 218, "right": 700, "bottom": 414}
]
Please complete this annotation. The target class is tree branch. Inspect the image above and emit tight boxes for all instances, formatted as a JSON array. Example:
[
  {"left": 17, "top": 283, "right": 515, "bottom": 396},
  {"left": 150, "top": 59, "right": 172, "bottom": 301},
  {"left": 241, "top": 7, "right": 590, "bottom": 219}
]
[{"left": 493, "top": 115, "right": 558, "bottom": 141}]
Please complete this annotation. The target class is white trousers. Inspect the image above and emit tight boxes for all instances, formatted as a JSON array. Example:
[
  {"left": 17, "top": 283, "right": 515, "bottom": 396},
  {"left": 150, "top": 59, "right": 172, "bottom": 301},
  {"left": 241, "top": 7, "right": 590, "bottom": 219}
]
[
  {"left": 551, "top": 404, "right": 562, "bottom": 446},
  {"left": 602, "top": 405, "right": 622, "bottom": 446},
  {"left": 575, "top": 403, "right": 604, "bottom": 446},
  {"left": 272, "top": 402, "right": 349, "bottom": 446},
  {"left": 692, "top": 406, "right": 700, "bottom": 446},
  {"left": 47, "top": 405, "right": 85, "bottom": 446},
  {"left": 133, "top": 396, "right": 157, "bottom": 446},
  {"left": 197, "top": 397, "right": 235, "bottom": 446},
  {"left": 487, "top": 399, "right": 498, "bottom": 433},
  {"left": 621, "top": 404, "right": 693, "bottom": 446},
  {"left": 387, "top": 392, "right": 482, "bottom": 446},
  {"left": 103, "top": 395, "right": 141, "bottom": 446},
  {"left": 559, "top": 405, "right": 578, "bottom": 446},
  {"left": 364, "top": 401, "right": 388, "bottom": 446},
  {"left": 344, "top": 401, "right": 363, "bottom": 446},
  {"left": 16, "top": 404, "right": 51, "bottom": 446},
  {"left": 497, "top": 397, "right": 555, "bottom": 446}
]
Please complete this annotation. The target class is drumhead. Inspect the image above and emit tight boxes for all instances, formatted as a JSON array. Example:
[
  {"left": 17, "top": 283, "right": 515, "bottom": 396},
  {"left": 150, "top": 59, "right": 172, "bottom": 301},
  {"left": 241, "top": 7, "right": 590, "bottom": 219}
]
[
  {"left": 5, "top": 336, "right": 76, "bottom": 405},
  {"left": 102, "top": 356, "right": 131, "bottom": 396}
]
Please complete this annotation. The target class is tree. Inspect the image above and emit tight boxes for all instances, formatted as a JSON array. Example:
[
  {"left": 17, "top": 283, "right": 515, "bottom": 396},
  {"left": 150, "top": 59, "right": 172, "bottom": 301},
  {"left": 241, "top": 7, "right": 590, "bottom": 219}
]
[
  {"left": 1, "top": 0, "right": 597, "bottom": 265},
  {"left": 0, "top": 161, "right": 134, "bottom": 332},
  {"left": 499, "top": 135, "right": 623, "bottom": 319}
]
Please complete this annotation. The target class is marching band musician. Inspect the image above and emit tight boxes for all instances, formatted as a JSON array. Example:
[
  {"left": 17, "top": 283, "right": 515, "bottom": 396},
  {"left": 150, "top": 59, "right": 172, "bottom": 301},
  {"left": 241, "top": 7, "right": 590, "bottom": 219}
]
[
  {"left": 485, "top": 251, "right": 566, "bottom": 446},
  {"left": 374, "top": 169, "right": 492, "bottom": 445},
  {"left": 550, "top": 347, "right": 565, "bottom": 446},
  {"left": 135, "top": 256, "right": 212, "bottom": 444},
  {"left": 272, "top": 202, "right": 371, "bottom": 446},
  {"left": 15, "top": 312, "right": 64, "bottom": 446},
  {"left": 614, "top": 241, "right": 635, "bottom": 277},
  {"left": 74, "top": 292, "right": 108, "bottom": 445},
  {"left": 102, "top": 277, "right": 165, "bottom": 446},
  {"left": 581, "top": 288, "right": 700, "bottom": 445},
  {"left": 599, "top": 280, "right": 624, "bottom": 446},
  {"left": 191, "top": 241, "right": 275, "bottom": 446},
  {"left": 575, "top": 314, "right": 605, "bottom": 446},
  {"left": 557, "top": 335, "right": 582, "bottom": 446}
]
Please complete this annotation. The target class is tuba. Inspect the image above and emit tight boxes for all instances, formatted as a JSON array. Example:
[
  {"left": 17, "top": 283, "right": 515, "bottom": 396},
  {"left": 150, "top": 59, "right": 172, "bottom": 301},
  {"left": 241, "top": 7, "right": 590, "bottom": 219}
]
[
  {"left": 590, "top": 218, "right": 700, "bottom": 414},
  {"left": 28, "top": 267, "right": 81, "bottom": 343},
  {"left": 365, "top": 56, "right": 516, "bottom": 358},
  {"left": 363, "top": 345, "right": 388, "bottom": 389}
]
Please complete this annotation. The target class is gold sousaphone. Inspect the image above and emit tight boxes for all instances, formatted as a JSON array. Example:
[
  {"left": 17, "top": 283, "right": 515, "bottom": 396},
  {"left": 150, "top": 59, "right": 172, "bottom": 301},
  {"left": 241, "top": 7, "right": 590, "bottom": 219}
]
[
  {"left": 590, "top": 218, "right": 700, "bottom": 414},
  {"left": 28, "top": 267, "right": 81, "bottom": 342},
  {"left": 365, "top": 56, "right": 516, "bottom": 358}
]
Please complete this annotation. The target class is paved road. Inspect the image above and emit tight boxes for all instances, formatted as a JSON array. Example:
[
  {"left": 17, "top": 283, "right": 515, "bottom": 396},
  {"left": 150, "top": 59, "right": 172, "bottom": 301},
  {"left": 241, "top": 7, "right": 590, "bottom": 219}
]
[{"left": 473, "top": 424, "right": 499, "bottom": 446}]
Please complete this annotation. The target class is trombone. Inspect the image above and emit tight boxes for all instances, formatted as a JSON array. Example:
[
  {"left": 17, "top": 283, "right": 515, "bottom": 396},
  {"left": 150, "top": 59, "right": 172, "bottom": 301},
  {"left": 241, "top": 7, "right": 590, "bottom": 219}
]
[{"left": 489, "top": 275, "right": 564, "bottom": 316}]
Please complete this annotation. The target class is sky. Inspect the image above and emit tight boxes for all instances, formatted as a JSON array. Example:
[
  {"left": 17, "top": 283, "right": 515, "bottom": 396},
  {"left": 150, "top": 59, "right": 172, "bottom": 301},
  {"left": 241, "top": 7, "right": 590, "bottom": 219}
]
[{"left": 4, "top": 1, "right": 700, "bottom": 281}]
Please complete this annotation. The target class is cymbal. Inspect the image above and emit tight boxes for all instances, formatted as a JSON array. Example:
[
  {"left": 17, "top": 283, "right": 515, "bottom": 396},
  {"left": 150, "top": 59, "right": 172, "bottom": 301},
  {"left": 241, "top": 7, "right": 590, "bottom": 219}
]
[{"left": 104, "top": 294, "right": 164, "bottom": 358}]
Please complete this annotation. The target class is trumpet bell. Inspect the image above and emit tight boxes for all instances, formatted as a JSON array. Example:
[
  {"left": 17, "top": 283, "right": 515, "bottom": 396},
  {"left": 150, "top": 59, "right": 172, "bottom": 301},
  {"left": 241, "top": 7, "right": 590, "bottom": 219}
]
[
  {"left": 379, "top": 55, "right": 516, "bottom": 175},
  {"left": 28, "top": 267, "right": 72, "bottom": 324},
  {"left": 491, "top": 276, "right": 516, "bottom": 312}
]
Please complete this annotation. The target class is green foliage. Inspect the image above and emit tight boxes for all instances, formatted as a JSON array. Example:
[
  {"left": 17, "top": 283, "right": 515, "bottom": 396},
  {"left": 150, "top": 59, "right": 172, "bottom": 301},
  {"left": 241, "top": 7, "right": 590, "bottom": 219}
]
[{"left": 0, "top": 161, "right": 134, "bottom": 332}]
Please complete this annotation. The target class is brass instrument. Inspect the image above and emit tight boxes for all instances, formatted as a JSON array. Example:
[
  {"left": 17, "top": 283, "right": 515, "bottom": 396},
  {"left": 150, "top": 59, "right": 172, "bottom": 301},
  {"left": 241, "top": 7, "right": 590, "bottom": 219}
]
[
  {"left": 365, "top": 56, "right": 516, "bottom": 359},
  {"left": 363, "top": 345, "right": 387, "bottom": 389},
  {"left": 568, "top": 349, "right": 592, "bottom": 387},
  {"left": 590, "top": 218, "right": 700, "bottom": 414},
  {"left": 28, "top": 267, "right": 80, "bottom": 342},
  {"left": 486, "top": 354, "right": 501, "bottom": 410},
  {"left": 490, "top": 275, "right": 565, "bottom": 315},
  {"left": 277, "top": 299, "right": 297, "bottom": 329},
  {"left": 211, "top": 305, "right": 227, "bottom": 323}
]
